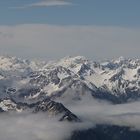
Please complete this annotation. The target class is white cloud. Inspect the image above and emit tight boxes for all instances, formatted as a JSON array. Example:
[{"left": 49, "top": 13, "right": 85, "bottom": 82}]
[
  {"left": 30, "top": 0, "right": 72, "bottom": 7},
  {"left": 2, "top": 99, "right": 140, "bottom": 140},
  {"left": 0, "top": 113, "right": 72, "bottom": 140},
  {"left": 0, "top": 24, "right": 140, "bottom": 60},
  {"left": 66, "top": 98, "right": 140, "bottom": 131},
  {"left": 14, "top": 0, "right": 72, "bottom": 9}
]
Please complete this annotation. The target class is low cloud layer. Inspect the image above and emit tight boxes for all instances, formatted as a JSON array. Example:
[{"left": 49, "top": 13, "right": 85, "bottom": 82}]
[
  {"left": 0, "top": 113, "right": 74, "bottom": 140},
  {"left": 0, "top": 112, "right": 94, "bottom": 140},
  {"left": 0, "top": 24, "right": 140, "bottom": 60},
  {"left": 1, "top": 98, "right": 140, "bottom": 140},
  {"left": 66, "top": 98, "right": 140, "bottom": 130}
]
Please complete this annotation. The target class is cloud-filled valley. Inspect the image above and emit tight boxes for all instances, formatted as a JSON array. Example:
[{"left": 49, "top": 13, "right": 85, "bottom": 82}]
[{"left": 2, "top": 99, "right": 140, "bottom": 140}]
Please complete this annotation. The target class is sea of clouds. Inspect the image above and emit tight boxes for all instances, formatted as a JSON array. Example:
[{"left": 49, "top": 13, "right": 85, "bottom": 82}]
[{"left": 1, "top": 96, "right": 140, "bottom": 140}]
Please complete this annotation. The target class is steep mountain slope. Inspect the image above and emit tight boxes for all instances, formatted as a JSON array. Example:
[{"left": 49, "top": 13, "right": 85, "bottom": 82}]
[{"left": 0, "top": 98, "right": 80, "bottom": 122}]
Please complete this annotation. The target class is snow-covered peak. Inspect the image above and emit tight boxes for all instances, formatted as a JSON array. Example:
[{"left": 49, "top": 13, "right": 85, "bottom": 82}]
[
  {"left": 60, "top": 55, "right": 88, "bottom": 63},
  {"left": 57, "top": 56, "right": 88, "bottom": 68},
  {"left": 0, "top": 99, "right": 21, "bottom": 112},
  {"left": 55, "top": 56, "right": 95, "bottom": 76},
  {"left": 101, "top": 57, "right": 140, "bottom": 70},
  {"left": 0, "top": 56, "right": 24, "bottom": 70},
  {"left": 113, "top": 56, "right": 126, "bottom": 63}
]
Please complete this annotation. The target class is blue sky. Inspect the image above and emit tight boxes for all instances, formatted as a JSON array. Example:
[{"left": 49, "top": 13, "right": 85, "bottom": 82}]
[
  {"left": 0, "top": 0, "right": 140, "bottom": 60},
  {"left": 0, "top": 0, "right": 140, "bottom": 27}
]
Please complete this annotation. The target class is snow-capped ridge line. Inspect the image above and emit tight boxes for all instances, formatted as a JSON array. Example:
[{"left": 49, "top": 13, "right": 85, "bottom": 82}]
[{"left": 0, "top": 55, "right": 140, "bottom": 103}]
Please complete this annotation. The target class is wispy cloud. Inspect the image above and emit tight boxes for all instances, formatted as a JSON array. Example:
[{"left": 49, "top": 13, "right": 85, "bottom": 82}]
[
  {"left": 14, "top": 0, "right": 72, "bottom": 9},
  {"left": 30, "top": 0, "right": 72, "bottom": 7}
]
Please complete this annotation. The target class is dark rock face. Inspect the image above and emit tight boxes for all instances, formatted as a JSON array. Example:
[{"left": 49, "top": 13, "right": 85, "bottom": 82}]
[
  {"left": 0, "top": 107, "right": 4, "bottom": 112},
  {"left": 70, "top": 125, "right": 140, "bottom": 140},
  {"left": 3, "top": 97, "right": 81, "bottom": 122},
  {"left": 32, "top": 99, "right": 81, "bottom": 122}
]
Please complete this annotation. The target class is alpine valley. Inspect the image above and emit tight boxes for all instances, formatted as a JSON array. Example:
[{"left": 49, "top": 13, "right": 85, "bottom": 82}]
[{"left": 1, "top": 55, "right": 140, "bottom": 140}]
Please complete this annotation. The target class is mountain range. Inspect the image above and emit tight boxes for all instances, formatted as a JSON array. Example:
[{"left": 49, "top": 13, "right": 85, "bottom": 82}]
[{"left": 0, "top": 55, "right": 140, "bottom": 140}]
